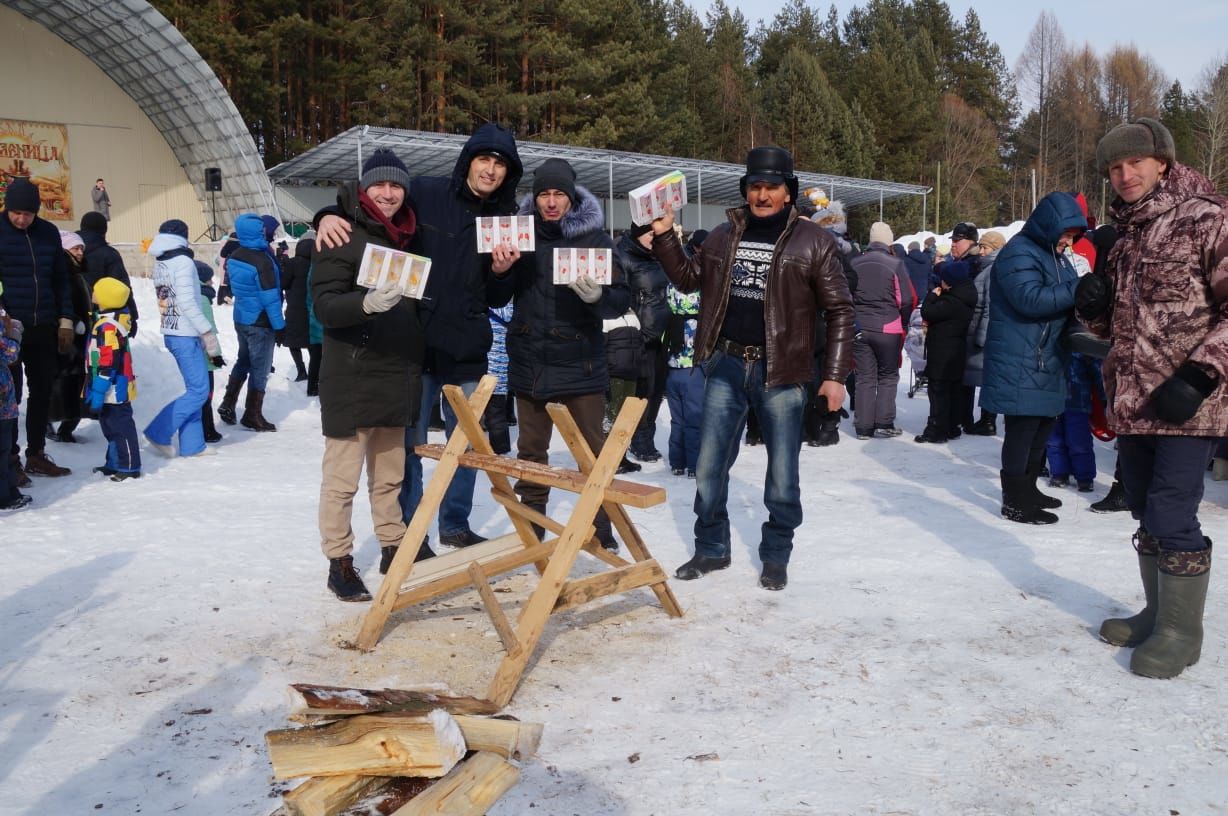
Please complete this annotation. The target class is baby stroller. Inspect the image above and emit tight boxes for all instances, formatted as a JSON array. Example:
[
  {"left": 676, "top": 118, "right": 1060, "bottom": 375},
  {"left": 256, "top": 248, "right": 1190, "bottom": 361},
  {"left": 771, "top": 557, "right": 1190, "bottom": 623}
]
[{"left": 904, "top": 308, "right": 927, "bottom": 398}]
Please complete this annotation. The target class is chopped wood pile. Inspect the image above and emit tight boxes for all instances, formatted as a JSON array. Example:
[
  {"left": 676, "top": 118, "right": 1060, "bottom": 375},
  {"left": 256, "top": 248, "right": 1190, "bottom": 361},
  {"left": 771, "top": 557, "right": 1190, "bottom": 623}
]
[{"left": 266, "top": 683, "right": 542, "bottom": 816}]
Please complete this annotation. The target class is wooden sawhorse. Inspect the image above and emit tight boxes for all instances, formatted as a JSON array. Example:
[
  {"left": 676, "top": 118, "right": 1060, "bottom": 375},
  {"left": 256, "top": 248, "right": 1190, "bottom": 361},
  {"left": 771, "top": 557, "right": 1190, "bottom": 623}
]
[{"left": 353, "top": 375, "right": 682, "bottom": 707}]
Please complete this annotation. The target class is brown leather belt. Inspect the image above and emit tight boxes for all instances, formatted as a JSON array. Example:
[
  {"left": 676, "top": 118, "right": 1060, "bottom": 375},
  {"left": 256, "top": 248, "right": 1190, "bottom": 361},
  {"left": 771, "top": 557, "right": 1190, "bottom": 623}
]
[{"left": 716, "top": 336, "right": 765, "bottom": 362}]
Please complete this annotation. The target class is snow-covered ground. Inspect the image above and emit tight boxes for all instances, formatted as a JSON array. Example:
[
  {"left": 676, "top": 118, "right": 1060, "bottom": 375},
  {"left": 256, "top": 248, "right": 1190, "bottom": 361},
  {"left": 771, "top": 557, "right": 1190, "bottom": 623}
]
[{"left": 3, "top": 277, "right": 1227, "bottom": 815}]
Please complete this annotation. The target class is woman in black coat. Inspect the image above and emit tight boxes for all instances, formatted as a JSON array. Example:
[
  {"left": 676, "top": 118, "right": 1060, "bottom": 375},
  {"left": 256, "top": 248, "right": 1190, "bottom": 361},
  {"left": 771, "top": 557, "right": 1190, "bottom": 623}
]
[
  {"left": 280, "top": 236, "right": 316, "bottom": 384},
  {"left": 915, "top": 260, "right": 977, "bottom": 443}
]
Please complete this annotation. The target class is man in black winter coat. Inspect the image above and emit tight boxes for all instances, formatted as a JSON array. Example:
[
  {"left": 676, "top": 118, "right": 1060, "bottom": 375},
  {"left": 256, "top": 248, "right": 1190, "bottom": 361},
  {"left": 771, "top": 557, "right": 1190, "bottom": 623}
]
[
  {"left": 317, "top": 124, "right": 524, "bottom": 550},
  {"left": 488, "top": 158, "right": 632, "bottom": 551}
]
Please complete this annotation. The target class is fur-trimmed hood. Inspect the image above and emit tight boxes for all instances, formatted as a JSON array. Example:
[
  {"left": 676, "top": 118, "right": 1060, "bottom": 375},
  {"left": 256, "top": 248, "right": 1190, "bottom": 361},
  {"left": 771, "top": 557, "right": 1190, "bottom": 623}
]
[{"left": 518, "top": 185, "right": 606, "bottom": 239}]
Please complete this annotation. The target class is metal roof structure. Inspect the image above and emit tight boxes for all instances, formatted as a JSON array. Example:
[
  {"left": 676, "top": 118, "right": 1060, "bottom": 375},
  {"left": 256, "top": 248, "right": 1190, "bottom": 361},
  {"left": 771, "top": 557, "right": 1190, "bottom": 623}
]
[
  {"left": 3, "top": 0, "right": 278, "bottom": 227},
  {"left": 268, "top": 126, "right": 931, "bottom": 221}
]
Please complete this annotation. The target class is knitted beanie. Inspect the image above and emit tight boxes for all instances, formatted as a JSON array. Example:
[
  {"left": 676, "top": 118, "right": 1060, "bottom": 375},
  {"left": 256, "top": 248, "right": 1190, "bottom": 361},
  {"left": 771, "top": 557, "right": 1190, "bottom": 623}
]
[
  {"left": 939, "top": 260, "right": 971, "bottom": 286},
  {"left": 4, "top": 178, "right": 40, "bottom": 213},
  {"left": 360, "top": 148, "right": 411, "bottom": 190},
  {"left": 60, "top": 230, "right": 84, "bottom": 252},
  {"left": 868, "top": 221, "right": 894, "bottom": 245},
  {"left": 532, "top": 158, "right": 577, "bottom": 203},
  {"left": 1096, "top": 117, "right": 1176, "bottom": 174}
]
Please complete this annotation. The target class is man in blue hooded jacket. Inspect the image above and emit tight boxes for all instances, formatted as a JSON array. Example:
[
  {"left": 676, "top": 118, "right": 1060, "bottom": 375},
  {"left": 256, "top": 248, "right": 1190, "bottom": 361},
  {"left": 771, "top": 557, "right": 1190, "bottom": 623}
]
[
  {"left": 317, "top": 124, "right": 523, "bottom": 553},
  {"left": 217, "top": 213, "right": 284, "bottom": 432}
]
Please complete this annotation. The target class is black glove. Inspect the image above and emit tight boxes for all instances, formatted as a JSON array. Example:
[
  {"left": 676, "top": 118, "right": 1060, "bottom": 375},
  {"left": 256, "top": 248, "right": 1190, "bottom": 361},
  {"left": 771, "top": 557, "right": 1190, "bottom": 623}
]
[
  {"left": 1152, "top": 363, "right": 1217, "bottom": 424},
  {"left": 211, "top": 355, "right": 227, "bottom": 369},
  {"left": 1075, "top": 274, "right": 1112, "bottom": 320}
]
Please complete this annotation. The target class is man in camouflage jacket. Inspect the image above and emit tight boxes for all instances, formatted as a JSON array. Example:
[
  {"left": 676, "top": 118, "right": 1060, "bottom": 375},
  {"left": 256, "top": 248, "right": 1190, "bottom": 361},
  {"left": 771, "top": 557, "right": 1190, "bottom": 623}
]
[{"left": 1077, "top": 117, "right": 1228, "bottom": 679}]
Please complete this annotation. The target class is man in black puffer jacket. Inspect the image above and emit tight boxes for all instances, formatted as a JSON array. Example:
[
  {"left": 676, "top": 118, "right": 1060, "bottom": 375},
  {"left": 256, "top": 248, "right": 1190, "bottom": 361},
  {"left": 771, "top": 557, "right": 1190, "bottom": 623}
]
[
  {"left": 317, "top": 124, "right": 523, "bottom": 551},
  {"left": 0, "top": 179, "right": 73, "bottom": 478},
  {"left": 489, "top": 158, "right": 632, "bottom": 551}
]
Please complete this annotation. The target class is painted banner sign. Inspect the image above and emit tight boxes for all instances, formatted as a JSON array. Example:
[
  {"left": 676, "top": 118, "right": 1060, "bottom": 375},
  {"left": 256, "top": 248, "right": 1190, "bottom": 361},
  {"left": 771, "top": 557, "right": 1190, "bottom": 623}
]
[{"left": 0, "top": 119, "right": 73, "bottom": 220}]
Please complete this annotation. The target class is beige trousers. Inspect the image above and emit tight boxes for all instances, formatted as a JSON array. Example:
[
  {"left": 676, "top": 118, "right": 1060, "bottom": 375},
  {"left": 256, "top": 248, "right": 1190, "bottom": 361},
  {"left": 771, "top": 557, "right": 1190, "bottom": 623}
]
[{"left": 319, "top": 427, "right": 406, "bottom": 559}]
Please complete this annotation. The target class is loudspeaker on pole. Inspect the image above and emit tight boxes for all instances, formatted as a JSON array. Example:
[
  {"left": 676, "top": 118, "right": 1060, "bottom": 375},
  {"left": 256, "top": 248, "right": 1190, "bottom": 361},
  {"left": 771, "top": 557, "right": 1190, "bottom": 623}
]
[{"left": 205, "top": 167, "right": 222, "bottom": 192}]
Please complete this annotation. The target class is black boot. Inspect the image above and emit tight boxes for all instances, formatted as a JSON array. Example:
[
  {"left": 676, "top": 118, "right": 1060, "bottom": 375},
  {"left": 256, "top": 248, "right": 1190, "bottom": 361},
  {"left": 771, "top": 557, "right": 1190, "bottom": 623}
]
[
  {"left": 914, "top": 421, "right": 947, "bottom": 444},
  {"left": 327, "top": 555, "right": 371, "bottom": 602},
  {"left": 1026, "top": 463, "right": 1062, "bottom": 509},
  {"left": 675, "top": 553, "right": 732, "bottom": 580},
  {"left": 760, "top": 562, "right": 787, "bottom": 591},
  {"left": 1091, "top": 481, "right": 1128, "bottom": 513},
  {"left": 241, "top": 389, "right": 277, "bottom": 432},
  {"left": 595, "top": 515, "right": 618, "bottom": 552},
  {"left": 616, "top": 455, "right": 642, "bottom": 474},
  {"left": 201, "top": 401, "right": 223, "bottom": 444},
  {"left": 217, "top": 375, "right": 242, "bottom": 425},
  {"left": 1000, "top": 471, "right": 1058, "bottom": 524},
  {"left": 380, "top": 538, "right": 435, "bottom": 574},
  {"left": 965, "top": 412, "right": 997, "bottom": 436},
  {"left": 525, "top": 501, "right": 547, "bottom": 540}
]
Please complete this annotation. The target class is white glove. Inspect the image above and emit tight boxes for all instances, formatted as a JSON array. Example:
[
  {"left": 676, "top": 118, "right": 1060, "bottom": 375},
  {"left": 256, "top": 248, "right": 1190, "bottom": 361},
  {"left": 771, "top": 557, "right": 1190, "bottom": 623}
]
[
  {"left": 75, "top": 320, "right": 86, "bottom": 335},
  {"left": 201, "top": 330, "right": 222, "bottom": 357},
  {"left": 569, "top": 274, "right": 602, "bottom": 304},
  {"left": 362, "top": 282, "right": 402, "bottom": 315}
]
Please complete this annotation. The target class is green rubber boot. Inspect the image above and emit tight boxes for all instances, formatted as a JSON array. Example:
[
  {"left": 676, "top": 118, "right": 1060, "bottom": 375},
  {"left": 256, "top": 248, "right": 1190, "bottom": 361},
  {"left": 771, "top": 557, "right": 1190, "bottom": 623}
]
[
  {"left": 1130, "top": 546, "right": 1211, "bottom": 679},
  {"left": 1099, "top": 530, "right": 1159, "bottom": 647}
]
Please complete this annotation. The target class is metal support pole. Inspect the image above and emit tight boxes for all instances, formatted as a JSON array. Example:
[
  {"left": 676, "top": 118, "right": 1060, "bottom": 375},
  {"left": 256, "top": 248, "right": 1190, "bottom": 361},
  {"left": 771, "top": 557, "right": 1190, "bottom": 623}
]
[
  {"left": 697, "top": 169, "right": 703, "bottom": 230},
  {"left": 879, "top": 188, "right": 884, "bottom": 220},
  {"left": 608, "top": 159, "right": 615, "bottom": 238},
  {"left": 922, "top": 192, "right": 927, "bottom": 233}
]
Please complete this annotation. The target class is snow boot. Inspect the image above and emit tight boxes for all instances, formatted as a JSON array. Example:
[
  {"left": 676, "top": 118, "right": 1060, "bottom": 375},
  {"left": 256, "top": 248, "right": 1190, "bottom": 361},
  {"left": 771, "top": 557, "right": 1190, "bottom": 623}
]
[
  {"left": 1026, "top": 463, "right": 1062, "bottom": 509},
  {"left": 760, "top": 562, "right": 787, "bottom": 591},
  {"left": 965, "top": 412, "right": 997, "bottom": 436},
  {"left": 1130, "top": 543, "right": 1211, "bottom": 679},
  {"left": 1099, "top": 529, "right": 1159, "bottom": 647},
  {"left": 327, "top": 555, "right": 371, "bottom": 602},
  {"left": 616, "top": 455, "right": 642, "bottom": 474},
  {"left": 1090, "top": 481, "right": 1128, "bottom": 513},
  {"left": 241, "top": 388, "right": 277, "bottom": 432},
  {"left": 812, "top": 408, "right": 846, "bottom": 447},
  {"left": 595, "top": 514, "right": 618, "bottom": 552},
  {"left": 217, "top": 375, "right": 242, "bottom": 425},
  {"left": 1000, "top": 471, "right": 1057, "bottom": 524},
  {"left": 914, "top": 422, "right": 947, "bottom": 444},
  {"left": 675, "top": 553, "right": 732, "bottom": 581},
  {"left": 201, "top": 401, "right": 223, "bottom": 444}
]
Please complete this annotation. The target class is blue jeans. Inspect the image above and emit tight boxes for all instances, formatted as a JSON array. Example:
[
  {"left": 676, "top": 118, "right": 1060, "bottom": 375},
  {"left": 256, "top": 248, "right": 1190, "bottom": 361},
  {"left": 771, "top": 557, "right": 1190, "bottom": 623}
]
[
  {"left": 232, "top": 324, "right": 275, "bottom": 392},
  {"left": 398, "top": 374, "right": 479, "bottom": 535},
  {"left": 693, "top": 350, "right": 806, "bottom": 566},
  {"left": 145, "top": 334, "right": 209, "bottom": 456},
  {"left": 665, "top": 366, "right": 705, "bottom": 472}
]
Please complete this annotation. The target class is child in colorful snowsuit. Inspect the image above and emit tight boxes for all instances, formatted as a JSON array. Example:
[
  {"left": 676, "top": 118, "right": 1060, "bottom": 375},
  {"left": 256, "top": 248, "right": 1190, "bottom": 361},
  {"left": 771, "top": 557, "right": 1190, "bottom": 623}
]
[
  {"left": 664, "top": 284, "right": 703, "bottom": 476},
  {"left": 86, "top": 278, "right": 141, "bottom": 480},
  {"left": 1045, "top": 351, "right": 1105, "bottom": 492}
]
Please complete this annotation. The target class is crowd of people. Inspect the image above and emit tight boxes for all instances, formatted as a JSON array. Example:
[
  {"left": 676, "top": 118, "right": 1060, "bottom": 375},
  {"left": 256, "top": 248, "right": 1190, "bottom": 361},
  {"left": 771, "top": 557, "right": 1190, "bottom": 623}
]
[{"left": 2, "top": 117, "right": 1225, "bottom": 679}]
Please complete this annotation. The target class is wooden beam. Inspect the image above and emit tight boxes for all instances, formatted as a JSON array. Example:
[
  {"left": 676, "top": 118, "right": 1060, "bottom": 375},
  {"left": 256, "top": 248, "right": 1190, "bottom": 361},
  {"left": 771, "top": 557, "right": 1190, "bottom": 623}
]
[
  {"left": 452, "top": 715, "right": 543, "bottom": 760},
  {"left": 466, "top": 561, "right": 522, "bottom": 658},
  {"left": 390, "top": 541, "right": 554, "bottom": 612},
  {"left": 552, "top": 560, "right": 667, "bottom": 615},
  {"left": 355, "top": 378, "right": 497, "bottom": 652},
  {"left": 266, "top": 711, "right": 466, "bottom": 780},
  {"left": 282, "top": 775, "right": 386, "bottom": 816},
  {"left": 415, "top": 444, "right": 666, "bottom": 508},
  {"left": 485, "top": 399, "right": 643, "bottom": 707},
  {"left": 287, "top": 685, "right": 498, "bottom": 723},
  {"left": 390, "top": 752, "right": 520, "bottom": 816},
  {"left": 549, "top": 400, "right": 684, "bottom": 619}
]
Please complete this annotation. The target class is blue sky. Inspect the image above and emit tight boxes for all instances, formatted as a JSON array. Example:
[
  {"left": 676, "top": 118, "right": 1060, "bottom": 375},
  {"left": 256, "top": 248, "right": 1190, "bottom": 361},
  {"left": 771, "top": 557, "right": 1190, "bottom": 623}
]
[{"left": 689, "top": 1, "right": 1225, "bottom": 96}]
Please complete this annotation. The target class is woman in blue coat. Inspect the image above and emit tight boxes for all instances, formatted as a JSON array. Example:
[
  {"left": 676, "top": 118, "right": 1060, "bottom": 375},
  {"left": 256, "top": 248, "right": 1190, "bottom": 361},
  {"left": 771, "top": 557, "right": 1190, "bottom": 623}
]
[{"left": 980, "top": 191, "right": 1086, "bottom": 524}]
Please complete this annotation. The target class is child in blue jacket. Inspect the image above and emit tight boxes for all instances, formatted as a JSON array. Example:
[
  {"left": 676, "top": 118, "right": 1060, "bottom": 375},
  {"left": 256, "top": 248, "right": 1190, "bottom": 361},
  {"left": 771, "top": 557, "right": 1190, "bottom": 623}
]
[{"left": 87, "top": 278, "right": 141, "bottom": 480}]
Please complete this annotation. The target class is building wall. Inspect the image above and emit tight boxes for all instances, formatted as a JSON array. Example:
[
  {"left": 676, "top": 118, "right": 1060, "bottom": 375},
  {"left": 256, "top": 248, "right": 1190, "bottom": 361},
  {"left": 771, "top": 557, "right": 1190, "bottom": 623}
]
[{"left": 0, "top": 6, "right": 207, "bottom": 243}]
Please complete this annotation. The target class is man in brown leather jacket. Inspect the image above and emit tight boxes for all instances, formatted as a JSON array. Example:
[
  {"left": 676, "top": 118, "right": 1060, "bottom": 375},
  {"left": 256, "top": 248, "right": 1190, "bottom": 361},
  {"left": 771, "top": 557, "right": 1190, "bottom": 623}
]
[{"left": 650, "top": 146, "right": 855, "bottom": 590}]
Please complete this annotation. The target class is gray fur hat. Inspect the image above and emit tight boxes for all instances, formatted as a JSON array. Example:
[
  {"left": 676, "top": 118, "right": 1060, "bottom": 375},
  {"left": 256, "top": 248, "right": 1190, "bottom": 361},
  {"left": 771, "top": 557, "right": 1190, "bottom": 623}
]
[{"left": 1096, "top": 118, "right": 1175, "bottom": 175}]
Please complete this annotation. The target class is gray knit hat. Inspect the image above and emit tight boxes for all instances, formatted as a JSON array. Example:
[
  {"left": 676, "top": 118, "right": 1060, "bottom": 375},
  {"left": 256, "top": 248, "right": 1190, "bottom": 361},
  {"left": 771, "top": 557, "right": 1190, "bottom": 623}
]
[
  {"left": 1096, "top": 117, "right": 1175, "bottom": 175},
  {"left": 360, "top": 148, "right": 411, "bottom": 190}
]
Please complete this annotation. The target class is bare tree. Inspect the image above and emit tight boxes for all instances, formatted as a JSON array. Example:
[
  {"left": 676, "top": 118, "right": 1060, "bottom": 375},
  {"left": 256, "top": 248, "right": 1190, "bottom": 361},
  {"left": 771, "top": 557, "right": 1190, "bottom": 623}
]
[
  {"left": 1102, "top": 45, "right": 1166, "bottom": 124},
  {"left": 1015, "top": 11, "right": 1067, "bottom": 192},
  {"left": 1194, "top": 55, "right": 1228, "bottom": 189},
  {"left": 941, "top": 93, "right": 999, "bottom": 220},
  {"left": 1051, "top": 44, "right": 1105, "bottom": 196}
]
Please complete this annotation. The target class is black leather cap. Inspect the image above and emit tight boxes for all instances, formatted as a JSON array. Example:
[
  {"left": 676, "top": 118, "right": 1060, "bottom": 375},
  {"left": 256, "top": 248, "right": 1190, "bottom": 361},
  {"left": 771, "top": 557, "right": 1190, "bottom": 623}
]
[{"left": 739, "top": 146, "right": 798, "bottom": 202}]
